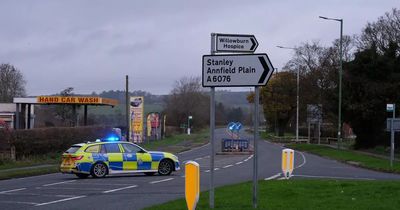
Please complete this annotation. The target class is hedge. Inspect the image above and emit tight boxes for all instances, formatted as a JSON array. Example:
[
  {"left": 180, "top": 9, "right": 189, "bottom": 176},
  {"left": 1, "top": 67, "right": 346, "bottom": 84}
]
[{"left": 1, "top": 126, "right": 112, "bottom": 159}]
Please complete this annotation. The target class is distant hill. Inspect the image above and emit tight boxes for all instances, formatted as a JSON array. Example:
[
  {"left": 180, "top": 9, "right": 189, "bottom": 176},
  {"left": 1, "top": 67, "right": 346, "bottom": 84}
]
[{"left": 87, "top": 90, "right": 251, "bottom": 116}]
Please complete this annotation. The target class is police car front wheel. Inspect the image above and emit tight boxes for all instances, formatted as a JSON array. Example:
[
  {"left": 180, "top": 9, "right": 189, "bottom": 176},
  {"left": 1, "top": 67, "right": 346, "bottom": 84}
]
[
  {"left": 91, "top": 162, "right": 108, "bottom": 178},
  {"left": 158, "top": 159, "right": 173, "bottom": 176}
]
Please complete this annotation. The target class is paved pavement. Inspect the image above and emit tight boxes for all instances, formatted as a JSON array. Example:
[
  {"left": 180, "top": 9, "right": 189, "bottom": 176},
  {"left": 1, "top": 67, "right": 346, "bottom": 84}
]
[{"left": 0, "top": 128, "right": 399, "bottom": 210}]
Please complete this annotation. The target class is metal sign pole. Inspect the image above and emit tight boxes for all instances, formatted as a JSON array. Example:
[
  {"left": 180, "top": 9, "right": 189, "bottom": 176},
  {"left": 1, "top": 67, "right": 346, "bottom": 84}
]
[
  {"left": 209, "top": 33, "right": 216, "bottom": 209},
  {"left": 253, "top": 86, "right": 259, "bottom": 208},
  {"left": 125, "top": 75, "right": 130, "bottom": 142},
  {"left": 391, "top": 104, "right": 396, "bottom": 167}
]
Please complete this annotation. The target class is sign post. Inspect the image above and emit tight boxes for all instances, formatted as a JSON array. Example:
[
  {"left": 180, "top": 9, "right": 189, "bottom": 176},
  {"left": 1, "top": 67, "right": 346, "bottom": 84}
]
[
  {"left": 188, "top": 116, "right": 193, "bottom": 135},
  {"left": 209, "top": 33, "right": 216, "bottom": 209},
  {"left": 387, "top": 104, "right": 396, "bottom": 167},
  {"left": 204, "top": 33, "right": 274, "bottom": 209}
]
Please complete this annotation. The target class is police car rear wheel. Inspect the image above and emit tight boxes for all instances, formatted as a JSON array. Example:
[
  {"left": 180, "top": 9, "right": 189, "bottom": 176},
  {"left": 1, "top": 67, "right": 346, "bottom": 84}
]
[
  {"left": 75, "top": 173, "right": 89, "bottom": 179},
  {"left": 158, "top": 160, "right": 173, "bottom": 176},
  {"left": 91, "top": 162, "right": 108, "bottom": 178}
]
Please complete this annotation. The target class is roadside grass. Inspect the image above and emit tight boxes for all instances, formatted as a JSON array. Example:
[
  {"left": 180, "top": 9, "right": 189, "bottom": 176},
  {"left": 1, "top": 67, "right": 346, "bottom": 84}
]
[
  {"left": 0, "top": 165, "right": 58, "bottom": 180},
  {"left": 363, "top": 145, "right": 400, "bottom": 159},
  {"left": 288, "top": 144, "right": 400, "bottom": 173},
  {"left": 0, "top": 152, "right": 61, "bottom": 170},
  {"left": 140, "top": 129, "right": 209, "bottom": 154},
  {"left": 145, "top": 180, "right": 400, "bottom": 210},
  {"left": 0, "top": 153, "right": 60, "bottom": 180},
  {"left": 260, "top": 131, "right": 297, "bottom": 143}
]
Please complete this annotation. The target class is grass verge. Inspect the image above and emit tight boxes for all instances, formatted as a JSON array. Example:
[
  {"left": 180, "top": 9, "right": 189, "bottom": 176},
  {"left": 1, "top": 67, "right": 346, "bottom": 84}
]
[
  {"left": 0, "top": 165, "right": 58, "bottom": 180},
  {"left": 0, "top": 152, "right": 61, "bottom": 170},
  {"left": 145, "top": 180, "right": 400, "bottom": 210},
  {"left": 288, "top": 144, "right": 400, "bottom": 173},
  {"left": 140, "top": 129, "right": 209, "bottom": 153}
]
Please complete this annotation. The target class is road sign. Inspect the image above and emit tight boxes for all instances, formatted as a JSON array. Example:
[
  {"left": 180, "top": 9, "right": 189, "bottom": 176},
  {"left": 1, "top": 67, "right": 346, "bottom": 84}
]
[
  {"left": 215, "top": 33, "right": 258, "bottom": 53},
  {"left": 282, "top": 149, "right": 294, "bottom": 179},
  {"left": 202, "top": 53, "right": 274, "bottom": 87},
  {"left": 185, "top": 161, "right": 200, "bottom": 210},
  {"left": 387, "top": 104, "right": 394, "bottom": 112},
  {"left": 387, "top": 118, "right": 400, "bottom": 131}
]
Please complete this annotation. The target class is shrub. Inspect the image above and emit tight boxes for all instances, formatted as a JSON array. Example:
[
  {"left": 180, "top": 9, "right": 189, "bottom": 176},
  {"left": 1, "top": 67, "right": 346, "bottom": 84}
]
[{"left": 9, "top": 126, "right": 112, "bottom": 159}]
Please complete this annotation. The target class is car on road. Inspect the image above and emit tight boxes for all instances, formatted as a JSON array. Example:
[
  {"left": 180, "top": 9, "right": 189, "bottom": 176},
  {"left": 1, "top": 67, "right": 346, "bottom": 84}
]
[{"left": 60, "top": 140, "right": 180, "bottom": 178}]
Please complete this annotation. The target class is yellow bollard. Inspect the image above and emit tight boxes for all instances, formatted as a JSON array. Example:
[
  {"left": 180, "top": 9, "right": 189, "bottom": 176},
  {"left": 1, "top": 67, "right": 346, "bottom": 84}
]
[
  {"left": 185, "top": 161, "right": 200, "bottom": 210},
  {"left": 282, "top": 149, "right": 294, "bottom": 179}
]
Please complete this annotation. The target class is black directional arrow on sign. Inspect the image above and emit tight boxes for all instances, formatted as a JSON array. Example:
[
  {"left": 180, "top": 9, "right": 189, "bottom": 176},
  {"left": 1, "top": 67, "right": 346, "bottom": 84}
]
[
  {"left": 202, "top": 53, "right": 274, "bottom": 87},
  {"left": 258, "top": 56, "right": 270, "bottom": 84},
  {"left": 250, "top": 37, "right": 258, "bottom": 51}
]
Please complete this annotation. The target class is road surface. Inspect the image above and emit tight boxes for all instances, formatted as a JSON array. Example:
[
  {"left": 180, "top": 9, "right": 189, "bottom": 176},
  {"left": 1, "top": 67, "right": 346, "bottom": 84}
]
[{"left": 1, "top": 128, "right": 399, "bottom": 209}]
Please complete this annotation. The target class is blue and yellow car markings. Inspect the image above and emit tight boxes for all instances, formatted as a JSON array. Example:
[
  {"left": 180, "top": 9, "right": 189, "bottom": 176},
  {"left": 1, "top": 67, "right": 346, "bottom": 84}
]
[{"left": 60, "top": 141, "right": 180, "bottom": 176}]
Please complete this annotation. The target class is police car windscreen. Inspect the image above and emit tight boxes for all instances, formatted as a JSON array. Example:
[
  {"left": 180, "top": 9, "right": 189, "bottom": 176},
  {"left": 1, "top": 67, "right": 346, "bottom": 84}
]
[{"left": 65, "top": 146, "right": 81, "bottom": 153}]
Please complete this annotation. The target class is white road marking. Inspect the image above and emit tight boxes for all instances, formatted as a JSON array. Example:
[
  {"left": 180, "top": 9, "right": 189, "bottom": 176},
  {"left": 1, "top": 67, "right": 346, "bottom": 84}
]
[
  {"left": 181, "top": 175, "right": 185, "bottom": 178},
  {"left": 264, "top": 173, "right": 282, "bottom": 180},
  {"left": 36, "top": 187, "right": 106, "bottom": 191},
  {"left": 195, "top": 157, "right": 203, "bottom": 160},
  {"left": 43, "top": 180, "right": 76, "bottom": 187},
  {"left": 103, "top": 185, "right": 138, "bottom": 193},
  {"left": 278, "top": 177, "right": 287, "bottom": 180},
  {"left": 0, "top": 192, "right": 78, "bottom": 198},
  {"left": 214, "top": 168, "right": 220, "bottom": 171},
  {"left": 204, "top": 170, "right": 210, "bottom": 173},
  {"left": 0, "top": 200, "right": 39, "bottom": 205},
  {"left": 0, "top": 188, "right": 26, "bottom": 194},
  {"left": 236, "top": 161, "right": 243, "bottom": 165},
  {"left": 11, "top": 172, "right": 58, "bottom": 181},
  {"left": 295, "top": 151, "right": 307, "bottom": 169},
  {"left": 150, "top": 178, "right": 174, "bottom": 184},
  {"left": 35, "top": 195, "right": 87, "bottom": 206},
  {"left": 223, "top": 164, "right": 233, "bottom": 169},
  {"left": 66, "top": 182, "right": 131, "bottom": 186},
  {"left": 293, "top": 174, "right": 375, "bottom": 180}
]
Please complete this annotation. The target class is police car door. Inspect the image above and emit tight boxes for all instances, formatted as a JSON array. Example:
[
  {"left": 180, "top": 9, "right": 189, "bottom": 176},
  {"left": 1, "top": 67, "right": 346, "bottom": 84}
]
[
  {"left": 120, "top": 143, "right": 141, "bottom": 171},
  {"left": 102, "top": 143, "right": 123, "bottom": 171}
]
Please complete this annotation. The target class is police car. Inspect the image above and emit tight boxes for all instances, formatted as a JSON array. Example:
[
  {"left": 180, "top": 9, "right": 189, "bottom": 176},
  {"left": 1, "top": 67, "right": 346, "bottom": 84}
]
[{"left": 60, "top": 138, "right": 180, "bottom": 178}]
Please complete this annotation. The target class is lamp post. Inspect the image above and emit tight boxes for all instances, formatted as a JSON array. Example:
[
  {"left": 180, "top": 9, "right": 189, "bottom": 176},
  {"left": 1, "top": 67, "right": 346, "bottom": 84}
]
[
  {"left": 276, "top": 46, "right": 299, "bottom": 142},
  {"left": 319, "top": 16, "right": 343, "bottom": 149}
]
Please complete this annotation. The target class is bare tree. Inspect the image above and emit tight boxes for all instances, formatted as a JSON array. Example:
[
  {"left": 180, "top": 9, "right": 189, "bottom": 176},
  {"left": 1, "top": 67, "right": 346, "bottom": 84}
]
[
  {"left": 0, "top": 63, "right": 26, "bottom": 102},
  {"left": 357, "top": 8, "right": 400, "bottom": 54},
  {"left": 283, "top": 38, "right": 354, "bottom": 128},
  {"left": 164, "top": 77, "right": 209, "bottom": 129}
]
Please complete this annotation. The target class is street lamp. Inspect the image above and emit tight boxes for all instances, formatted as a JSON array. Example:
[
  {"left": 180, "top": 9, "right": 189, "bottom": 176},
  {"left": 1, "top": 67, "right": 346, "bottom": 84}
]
[
  {"left": 319, "top": 16, "right": 343, "bottom": 149},
  {"left": 276, "top": 46, "right": 299, "bottom": 143}
]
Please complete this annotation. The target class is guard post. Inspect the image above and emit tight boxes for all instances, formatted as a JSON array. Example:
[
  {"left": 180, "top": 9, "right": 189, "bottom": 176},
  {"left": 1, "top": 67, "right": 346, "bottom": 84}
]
[
  {"left": 282, "top": 149, "right": 294, "bottom": 179},
  {"left": 185, "top": 161, "right": 200, "bottom": 210}
]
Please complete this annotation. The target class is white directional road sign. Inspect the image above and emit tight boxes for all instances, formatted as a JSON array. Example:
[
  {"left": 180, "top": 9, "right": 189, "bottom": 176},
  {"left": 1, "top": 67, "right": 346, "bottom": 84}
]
[
  {"left": 202, "top": 53, "right": 274, "bottom": 87},
  {"left": 216, "top": 34, "right": 258, "bottom": 53}
]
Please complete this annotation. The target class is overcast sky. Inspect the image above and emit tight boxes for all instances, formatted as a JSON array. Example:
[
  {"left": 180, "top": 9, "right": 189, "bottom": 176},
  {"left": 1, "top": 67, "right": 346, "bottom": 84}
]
[{"left": 0, "top": 0, "right": 398, "bottom": 96}]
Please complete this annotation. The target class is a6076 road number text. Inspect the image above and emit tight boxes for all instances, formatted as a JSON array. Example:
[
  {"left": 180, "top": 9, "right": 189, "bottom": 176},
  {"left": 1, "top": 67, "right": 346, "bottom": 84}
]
[{"left": 206, "top": 75, "right": 231, "bottom": 83}]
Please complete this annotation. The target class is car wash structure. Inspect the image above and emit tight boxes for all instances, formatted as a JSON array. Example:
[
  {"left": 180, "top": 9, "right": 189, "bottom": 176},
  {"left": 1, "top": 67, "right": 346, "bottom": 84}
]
[{"left": 13, "top": 96, "right": 118, "bottom": 129}]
